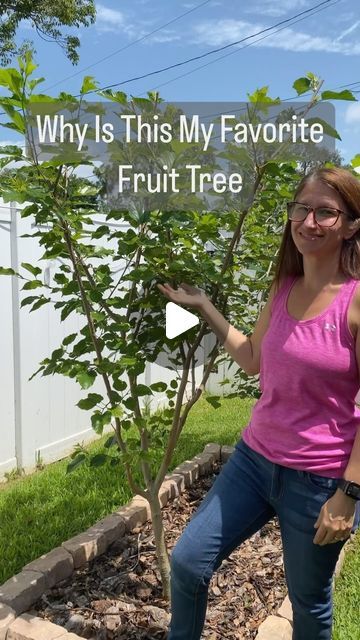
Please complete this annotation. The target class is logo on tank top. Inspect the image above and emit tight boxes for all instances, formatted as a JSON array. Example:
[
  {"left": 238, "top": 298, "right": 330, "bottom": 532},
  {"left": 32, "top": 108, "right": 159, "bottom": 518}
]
[{"left": 324, "top": 322, "right": 336, "bottom": 332}]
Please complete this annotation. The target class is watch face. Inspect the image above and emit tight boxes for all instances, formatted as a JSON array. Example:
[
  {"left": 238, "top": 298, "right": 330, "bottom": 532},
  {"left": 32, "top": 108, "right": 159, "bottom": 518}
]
[{"left": 347, "top": 483, "right": 360, "bottom": 499}]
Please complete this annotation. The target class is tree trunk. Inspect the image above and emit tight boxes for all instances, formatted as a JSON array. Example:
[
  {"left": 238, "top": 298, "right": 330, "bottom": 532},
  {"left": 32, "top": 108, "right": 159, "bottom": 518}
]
[{"left": 148, "top": 492, "right": 171, "bottom": 601}]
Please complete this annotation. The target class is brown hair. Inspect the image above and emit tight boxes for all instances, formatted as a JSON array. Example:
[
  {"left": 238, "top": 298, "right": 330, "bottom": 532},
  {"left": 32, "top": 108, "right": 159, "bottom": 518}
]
[{"left": 273, "top": 166, "right": 360, "bottom": 288}]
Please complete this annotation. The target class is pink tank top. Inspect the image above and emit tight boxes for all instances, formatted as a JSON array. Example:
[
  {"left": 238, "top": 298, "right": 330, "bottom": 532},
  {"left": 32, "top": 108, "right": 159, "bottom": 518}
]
[{"left": 242, "top": 275, "right": 360, "bottom": 477}]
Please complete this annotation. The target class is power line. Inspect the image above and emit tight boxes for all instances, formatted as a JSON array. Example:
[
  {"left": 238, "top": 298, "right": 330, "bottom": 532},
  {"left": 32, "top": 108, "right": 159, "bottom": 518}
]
[
  {"left": 44, "top": 0, "right": 213, "bottom": 92},
  {"left": 0, "top": 0, "right": 340, "bottom": 125},
  {"left": 102, "top": 0, "right": 341, "bottom": 135},
  {"left": 143, "top": 0, "right": 341, "bottom": 97},
  {"left": 80, "top": 0, "right": 337, "bottom": 96},
  {"left": 0, "top": 0, "right": 355, "bottom": 132}
]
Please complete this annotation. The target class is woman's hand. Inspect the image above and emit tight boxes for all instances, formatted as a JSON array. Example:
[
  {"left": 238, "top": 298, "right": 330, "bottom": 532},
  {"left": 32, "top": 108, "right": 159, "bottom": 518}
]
[
  {"left": 313, "top": 489, "right": 356, "bottom": 545},
  {"left": 157, "top": 282, "right": 209, "bottom": 311}
]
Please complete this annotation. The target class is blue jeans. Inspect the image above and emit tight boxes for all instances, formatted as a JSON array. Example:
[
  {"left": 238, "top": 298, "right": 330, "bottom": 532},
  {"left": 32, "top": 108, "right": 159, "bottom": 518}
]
[{"left": 168, "top": 438, "right": 360, "bottom": 640}]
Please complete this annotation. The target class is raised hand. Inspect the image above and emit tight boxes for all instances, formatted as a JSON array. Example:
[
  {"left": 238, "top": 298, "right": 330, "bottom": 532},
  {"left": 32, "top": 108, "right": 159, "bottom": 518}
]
[{"left": 157, "top": 282, "right": 209, "bottom": 310}]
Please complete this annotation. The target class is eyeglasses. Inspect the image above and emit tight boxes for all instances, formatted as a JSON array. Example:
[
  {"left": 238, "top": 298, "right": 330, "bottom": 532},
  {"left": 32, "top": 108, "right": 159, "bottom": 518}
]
[{"left": 286, "top": 201, "right": 348, "bottom": 227}]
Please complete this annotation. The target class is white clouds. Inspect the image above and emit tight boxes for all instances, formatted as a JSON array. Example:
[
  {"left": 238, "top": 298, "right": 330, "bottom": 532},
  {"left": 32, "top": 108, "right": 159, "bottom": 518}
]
[
  {"left": 149, "top": 31, "right": 182, "bottom": 44},
  {"left": 193, "top": 20, "right": 257, "bottom": 47},
  {"left": 246, "top": 0, "right": 310, "bottom": 18},
  {"left": 192, "top": 18, "right": 360, "bottom": 55},
  {"left": 95, "top": 4, "right": 126, "bottom": 33},
  {"left": 94, "top": 4, "right": 181, "bottom": 42},
  {"left": 92, "top": 4, "right": 360, "bottom": 54},
  {"left": 94, "top": 3, "right": 183, "bottom": 43}
]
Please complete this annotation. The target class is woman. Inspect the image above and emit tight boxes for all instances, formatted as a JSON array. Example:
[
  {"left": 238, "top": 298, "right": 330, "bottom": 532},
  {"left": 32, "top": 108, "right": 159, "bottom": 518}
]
[{"left": 158, "top": 166, "right": 360, "bottom": 640}]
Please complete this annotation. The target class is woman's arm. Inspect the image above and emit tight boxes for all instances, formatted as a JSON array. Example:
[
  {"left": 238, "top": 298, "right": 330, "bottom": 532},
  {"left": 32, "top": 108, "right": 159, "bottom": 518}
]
[
  {"left": 157, "top": 281, "right": 279, "bottom": 376},
  {"left": 314, "top": 317, "right": 360, "bottom": 546},
  {"left": 342, "top": 426, "right": 360, "bottom": 484},
  {"left": 200, "top": 286, "right": 277, "bottom": 375},
  {"left": 342, "top": 325, "right": 360, "bottom": 484}
]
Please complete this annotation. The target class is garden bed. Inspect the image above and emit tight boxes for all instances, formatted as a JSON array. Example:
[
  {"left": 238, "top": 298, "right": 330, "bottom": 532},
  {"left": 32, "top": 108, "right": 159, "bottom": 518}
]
[{"left": 30, "top": 467, "right": 287, "bottom": 640}]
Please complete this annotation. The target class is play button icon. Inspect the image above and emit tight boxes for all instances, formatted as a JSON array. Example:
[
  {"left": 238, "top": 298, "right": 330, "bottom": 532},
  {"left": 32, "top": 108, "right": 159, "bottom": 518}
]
[{"left": 166, "top": 302, "right": 200, "bottom": 339}]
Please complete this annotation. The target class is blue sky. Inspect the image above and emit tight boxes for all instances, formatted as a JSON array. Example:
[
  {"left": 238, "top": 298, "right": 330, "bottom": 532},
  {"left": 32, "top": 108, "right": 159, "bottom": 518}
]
[{"left": 5, "top": 0, "right": 360, "bottom": 162}]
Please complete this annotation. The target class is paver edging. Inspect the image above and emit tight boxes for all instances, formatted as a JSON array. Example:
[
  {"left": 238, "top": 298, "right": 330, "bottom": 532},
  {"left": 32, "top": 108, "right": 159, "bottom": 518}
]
[
  {"left": 1, "top": 442, "right": 353, "bottom": 640},
  {"left": 0, "top": 603, "right": 16, "bottom": 640},
  {"left": 5, "top": 612, "right": 83, "bottom": 639},
  {"left": 0, "top": 442, "right": 221, "bottom": 639}
]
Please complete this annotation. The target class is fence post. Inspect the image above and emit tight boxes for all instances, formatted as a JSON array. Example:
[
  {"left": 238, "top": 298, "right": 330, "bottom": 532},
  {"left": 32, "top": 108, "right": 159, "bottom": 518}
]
[{"left": 10, "top": 202, "right": 23, "bottom": 471}]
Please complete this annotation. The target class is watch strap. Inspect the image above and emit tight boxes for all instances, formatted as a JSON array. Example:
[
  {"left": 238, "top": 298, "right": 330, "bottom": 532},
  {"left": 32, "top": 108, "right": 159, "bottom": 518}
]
[{"left": 338, "top": 479, "right": 360, "bottom": 500}]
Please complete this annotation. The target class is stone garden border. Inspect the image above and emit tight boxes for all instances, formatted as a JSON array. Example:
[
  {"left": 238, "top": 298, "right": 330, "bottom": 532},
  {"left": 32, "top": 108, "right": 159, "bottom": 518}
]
[{"left": 0, "top": 443, "right": 350, "bottom": 640}]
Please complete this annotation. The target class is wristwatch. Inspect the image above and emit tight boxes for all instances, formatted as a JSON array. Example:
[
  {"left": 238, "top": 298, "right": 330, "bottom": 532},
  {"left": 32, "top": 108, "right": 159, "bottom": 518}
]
[{"left": 338, "top": 479, "right": 360, "bottom": 500}]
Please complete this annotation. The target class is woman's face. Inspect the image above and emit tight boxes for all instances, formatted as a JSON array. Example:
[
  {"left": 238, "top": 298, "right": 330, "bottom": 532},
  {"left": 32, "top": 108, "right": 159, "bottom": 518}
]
[{"left": 290, "top": 179, "right": 354, "bottom": 258}]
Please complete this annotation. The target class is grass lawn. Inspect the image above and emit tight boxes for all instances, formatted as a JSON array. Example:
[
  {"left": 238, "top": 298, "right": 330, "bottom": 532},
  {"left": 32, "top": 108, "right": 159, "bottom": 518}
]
[{"left": 0, "top": 395, "right": 358, "bottom": 639}]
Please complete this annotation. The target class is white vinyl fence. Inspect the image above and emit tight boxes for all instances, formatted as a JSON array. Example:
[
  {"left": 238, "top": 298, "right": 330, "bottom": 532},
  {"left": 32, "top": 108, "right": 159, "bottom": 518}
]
[{"left": 0, "top": 202, "right": 204, "bottom": 479}]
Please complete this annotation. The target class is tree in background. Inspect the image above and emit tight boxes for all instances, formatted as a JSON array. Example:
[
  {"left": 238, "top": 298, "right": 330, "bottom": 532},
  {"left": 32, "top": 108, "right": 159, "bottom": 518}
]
[{"left": 0, "top": 0, "right": 95, "bottom": 64}]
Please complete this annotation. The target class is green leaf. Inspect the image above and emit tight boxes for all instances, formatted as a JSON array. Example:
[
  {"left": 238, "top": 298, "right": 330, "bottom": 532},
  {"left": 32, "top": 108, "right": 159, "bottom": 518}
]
[
  {"left": 351, "top": 154, "right": 360, "bottom": 169},
  {"left": 90, "top": 311, "right": 106, "bottom": 322},
  {"left": 22, "top": 280, "right": 43, "bottom": 290},
  {"left": 113, "top": 378, "right": 127, "bottom": 392},
  {"left": 91, "top": 224, "right": 110, "bottom": 239},
  {"left": 50, "top": 348, "right": 63, "bottom": 361},
  {"left": 150, "top": 381, "right": 167, "bottom": 392},
  {"left": 247, "top": 86, "right": 280, "bottom": 105},
  {"left": 135, "top": 384, "right": 153, "bottom": 396},
  {"left": 134, "top": 416, "right": 147, "bottom": 429},
  {"left": 28, "top": 77, "right": 45, "bottom": 91},
  {"left": 111, "top": 405, "right": 123, "bottom": 418},
  {"left": 77, "top": 393, "right": 103, "bottom": 410},
  {"left": 54, "top": 273, "right": 69, "bottom": 285},
  {"left": 91, "top": 412, "right": 104, "bottom": 434},
  {"left": 75, "top": 184, "right": 99, "bottom": 196},
  {"left": 98, "top": 89, "right": 127, "bottom": 104},
  {"left": 80, "top": 75, "right": 99, "bottom": 95},
  {"left": 0, "top": 189, "right": 28, "bottom": 203},
  {"left": 321, "top": 89, "right": 356, "bottom": 101},
  {"left": 0, "top": 156, "right": 16, "bottom": 169},
  {"left": 76, "top": 370, "right": 96, "bottom": 390},
  {"left": 18, "top": 51, "right": 38, "bottom": 77},
  {"left": 119, "top": 356, "right": 138, "bottom": 366},
  {"left": 61, "top": 300, "right": 80, "bottom": 321},
  {"left": 30, "top": 297, "right": 50, "bottom": 311},
  {"left": 131, "top": 97, "right": 152, "bottom": 109},
  {"left": 0, "top": 267, "right": 15, "bottom": 275},
  {"left": 91, "top": 410, "right": 112, "bottom": 434},
  {"left": 89, "top": 453, "right": 108, "bottom": 468},
  {"left": 0, "top": 145, "right": 23, "bottom": 157},
  {"left": 62, "top": 333, "right": 78, "bottom": 346},
  {"left": 292, "top": 77, "right": 311, "bottom": 96},
  {"left": 28, "top": 365, "right": 45, "bottom": 381},
  {"left": 205, "top": 395, "right": 222, "bottom": 409},
  {"left": 21, "top": 262, "right": 42, "bottom": 276},
  {"left": 124, "top": 396, "right": 137, "bottom": 410},
  {"left": 104, "top": 435, "right": 117, "bottom": 448},
  {"left": 21, "top": 295, "right": 38, "bottom": 307},
  {"left": 305, "top": 117, "right": 341, "bottom": 141},
  {"left": 66, "top": 453, "right": 87, "bottom": 473},
  {"left": 2, "top": 108, "right": 25, "bottom": 133},
  {"left": 0, "top": 68, "right": 22, "bottom": 95}
]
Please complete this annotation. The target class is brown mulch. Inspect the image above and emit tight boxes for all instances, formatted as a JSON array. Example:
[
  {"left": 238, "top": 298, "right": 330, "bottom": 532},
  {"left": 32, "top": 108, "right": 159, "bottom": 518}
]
[{"left": 32, "top": 466, "right": 287, "bottom": 639}]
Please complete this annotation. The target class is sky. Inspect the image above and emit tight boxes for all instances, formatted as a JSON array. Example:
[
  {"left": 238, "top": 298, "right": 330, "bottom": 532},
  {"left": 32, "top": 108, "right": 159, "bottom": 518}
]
[{"left": 3, "top": 0, "right": 360, "bottom": 162}]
